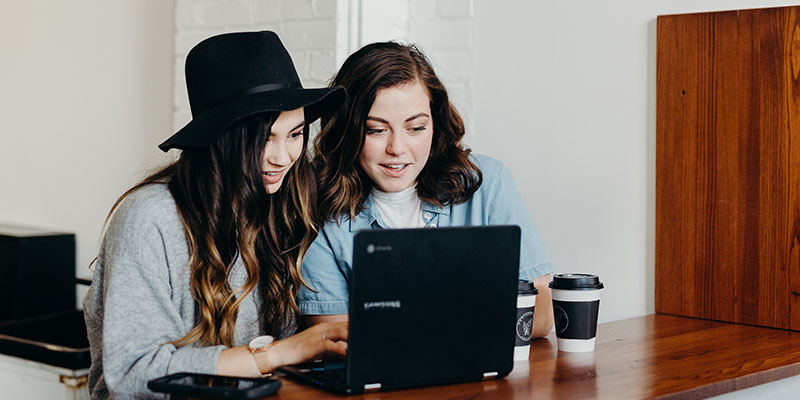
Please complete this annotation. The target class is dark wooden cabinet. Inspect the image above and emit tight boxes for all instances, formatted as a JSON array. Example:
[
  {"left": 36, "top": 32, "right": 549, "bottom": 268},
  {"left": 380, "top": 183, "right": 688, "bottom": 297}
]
[{"left": 656, "top": 6, "right": 800, "bottom": 330}]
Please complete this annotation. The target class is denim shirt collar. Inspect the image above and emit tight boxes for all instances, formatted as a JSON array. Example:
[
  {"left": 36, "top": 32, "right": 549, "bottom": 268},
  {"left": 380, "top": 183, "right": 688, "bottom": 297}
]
[
  {"left": 348, "top": 192, "right": 450, "bottom": 232},
  {"left": 421, "top": 200, "right": 449, "bottom": 216}
]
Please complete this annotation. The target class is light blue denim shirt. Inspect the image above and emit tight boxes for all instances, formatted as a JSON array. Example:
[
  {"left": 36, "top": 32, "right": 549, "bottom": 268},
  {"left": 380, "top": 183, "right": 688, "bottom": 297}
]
[{"left": 298, "top": 153, "right": 553, "bottom": 315}]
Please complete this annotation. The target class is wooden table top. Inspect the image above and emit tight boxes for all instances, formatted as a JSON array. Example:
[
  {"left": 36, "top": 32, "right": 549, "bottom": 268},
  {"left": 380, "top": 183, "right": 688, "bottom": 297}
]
[{"left": 268, "top": 314, "right": 800, "bottom": 399}]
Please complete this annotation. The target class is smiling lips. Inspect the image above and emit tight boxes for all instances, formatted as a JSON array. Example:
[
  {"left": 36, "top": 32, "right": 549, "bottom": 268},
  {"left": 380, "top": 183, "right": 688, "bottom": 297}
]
[
  {"left": 262, "top": 169, "right": 285, "bottom": 184},
  {"left": 380, "top": 163, "right": 410, "bottom": 177}
]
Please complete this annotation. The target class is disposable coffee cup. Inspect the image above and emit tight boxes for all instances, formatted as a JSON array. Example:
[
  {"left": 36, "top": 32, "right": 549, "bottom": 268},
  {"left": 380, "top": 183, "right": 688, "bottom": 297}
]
[
  {"left": 549, "top": 273, "right": 603, "bottom": 352},
  {"left": 514, "top": 280, "right": 539, "bottom": 361}
]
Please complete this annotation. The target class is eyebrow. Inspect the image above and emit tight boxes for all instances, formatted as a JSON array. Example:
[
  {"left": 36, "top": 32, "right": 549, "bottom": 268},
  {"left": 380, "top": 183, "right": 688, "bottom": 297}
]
[
  {"left": 272, "top": 121, "right": 305, "bottom": 136},
  {"left": 366, "top": 113, "right": 431, "bottom": 124}
]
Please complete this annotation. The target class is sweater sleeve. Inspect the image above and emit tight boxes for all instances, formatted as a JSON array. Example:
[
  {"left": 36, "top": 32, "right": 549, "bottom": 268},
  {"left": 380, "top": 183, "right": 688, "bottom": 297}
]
[{"left": 87, "top": 187, "right": 225, "bottom": 398}]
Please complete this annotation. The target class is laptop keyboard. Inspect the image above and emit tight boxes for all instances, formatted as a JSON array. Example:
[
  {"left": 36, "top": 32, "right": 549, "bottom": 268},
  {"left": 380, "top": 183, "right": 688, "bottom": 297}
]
[
  {"left": 305, "top": 368, "right": 347, "bottom": 388},
  {"left": 281, "top": 360, "right": 349, "bottom": 391}
]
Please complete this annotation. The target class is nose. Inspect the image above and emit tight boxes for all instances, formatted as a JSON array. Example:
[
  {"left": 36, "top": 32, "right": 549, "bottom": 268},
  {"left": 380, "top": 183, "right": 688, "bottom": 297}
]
[
  {"left": 385, "top": 131, "right": 408, "bottom": 156},
  {"left": 265, "top": 139, "right": 291, "bottom": 167}
]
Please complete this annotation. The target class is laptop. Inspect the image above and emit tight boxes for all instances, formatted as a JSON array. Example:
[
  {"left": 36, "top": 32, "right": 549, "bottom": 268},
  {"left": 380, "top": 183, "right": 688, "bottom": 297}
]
[{"left": 280, "top": 225, "right": 521, "bottom": 394}]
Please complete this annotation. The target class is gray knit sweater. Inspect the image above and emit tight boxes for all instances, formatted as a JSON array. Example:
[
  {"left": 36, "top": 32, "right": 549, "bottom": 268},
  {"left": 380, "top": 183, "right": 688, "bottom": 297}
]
[{"left": 83, "top": 184, "right": 266, "bottom": 399}]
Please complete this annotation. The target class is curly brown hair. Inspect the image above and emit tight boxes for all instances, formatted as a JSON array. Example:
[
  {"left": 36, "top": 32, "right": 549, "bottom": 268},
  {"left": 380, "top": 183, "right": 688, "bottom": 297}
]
[{"left": 313, "top": 42, "right": 481, "bottom": 222}]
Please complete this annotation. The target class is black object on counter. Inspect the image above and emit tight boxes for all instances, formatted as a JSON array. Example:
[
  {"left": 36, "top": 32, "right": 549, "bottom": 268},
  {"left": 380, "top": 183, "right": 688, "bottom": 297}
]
[
  {"left": 0, "top": 309, "right": 90, "bottom": 369},
  {"left": 149, "top": 372, "right": 282, "bottom": 399},
  {"left": 0, "top": 223, "right": 75, "bottom": 321}
]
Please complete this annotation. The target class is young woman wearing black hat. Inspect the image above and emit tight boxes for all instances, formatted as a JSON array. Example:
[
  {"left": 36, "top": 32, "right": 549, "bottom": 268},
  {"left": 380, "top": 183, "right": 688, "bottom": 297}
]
[
  {"left": 299, "top": 42, "right": 555, "bottom": 339},
  {"left": 83, "top": 31, "right": 347, "bottom": 398}
]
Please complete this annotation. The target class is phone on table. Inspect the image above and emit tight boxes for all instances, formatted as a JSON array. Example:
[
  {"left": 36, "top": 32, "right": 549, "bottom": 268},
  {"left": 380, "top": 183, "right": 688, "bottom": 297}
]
[{"left": 147, "top": 372, "right": 281, "bottom": 399}]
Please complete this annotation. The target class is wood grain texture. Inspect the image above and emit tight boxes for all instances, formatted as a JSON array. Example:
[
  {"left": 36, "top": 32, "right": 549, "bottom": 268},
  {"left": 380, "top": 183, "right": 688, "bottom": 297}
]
[
  {"left": 266, "top": 315, "right": 800, "bottom": 399},
  {"left": 656, "top": 6, "right": 800, "bottom": 330},
  {"left": 789, "top": 8, "right": 800, "bottom": 331}
]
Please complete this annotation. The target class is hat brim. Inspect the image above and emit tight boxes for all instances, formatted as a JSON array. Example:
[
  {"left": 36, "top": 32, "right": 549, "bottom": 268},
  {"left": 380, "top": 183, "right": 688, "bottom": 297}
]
[{"left": 159, "top": 85, "right": 345, "bottom": 152}]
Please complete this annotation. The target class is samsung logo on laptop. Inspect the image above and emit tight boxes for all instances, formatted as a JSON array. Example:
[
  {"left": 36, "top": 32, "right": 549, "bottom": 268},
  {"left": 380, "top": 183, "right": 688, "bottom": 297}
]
[
  {"left": 363, "top": 300, "right": 401, "bottom": 310},
  {"left": 366, "top": 244, "right": 392, "bottom": 253}
]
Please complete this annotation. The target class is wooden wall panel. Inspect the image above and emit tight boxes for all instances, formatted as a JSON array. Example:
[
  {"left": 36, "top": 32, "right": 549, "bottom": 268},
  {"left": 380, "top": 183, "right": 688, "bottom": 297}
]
[
  {"left": 750, "top": 8, "right": 791, "bottom": 329},
  {"left": 789, "top": 7, "right": 800, "bottom": 331},
  {"left": 656, "top": 6, "right": 800, "bottom": 330}
]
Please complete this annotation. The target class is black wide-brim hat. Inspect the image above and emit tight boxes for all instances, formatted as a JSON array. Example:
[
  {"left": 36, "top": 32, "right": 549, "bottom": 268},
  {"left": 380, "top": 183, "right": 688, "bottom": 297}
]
[{"left": 159, "top": 31, "right": 346, "bottom": 152}]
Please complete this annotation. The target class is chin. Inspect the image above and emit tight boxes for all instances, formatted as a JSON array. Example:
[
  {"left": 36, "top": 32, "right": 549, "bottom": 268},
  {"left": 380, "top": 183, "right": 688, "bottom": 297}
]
[
  {"left": 377, "top": 181, "right": 413, "bottom": 193},
  {"left": 266, "top": 180, "right": 285, "bottom": 194}
]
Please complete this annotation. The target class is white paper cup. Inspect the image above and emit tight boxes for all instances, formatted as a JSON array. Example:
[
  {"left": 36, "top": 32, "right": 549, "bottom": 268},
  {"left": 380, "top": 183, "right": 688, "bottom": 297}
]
[
  {"left": 514, "top": 280, "right": 538, "bottom": 361},
  {"left": 549, "top": 274, "right": 603, "bottom": 353}
]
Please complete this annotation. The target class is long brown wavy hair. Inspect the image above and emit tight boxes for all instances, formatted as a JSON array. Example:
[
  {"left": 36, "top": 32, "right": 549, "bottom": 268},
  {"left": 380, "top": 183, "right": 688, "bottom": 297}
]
[
  {"left": 101, "top": 112, "right": 316, "bottom": 348},
  {"left": 313, "top": 42, "right": 481, "bottom": 222}
]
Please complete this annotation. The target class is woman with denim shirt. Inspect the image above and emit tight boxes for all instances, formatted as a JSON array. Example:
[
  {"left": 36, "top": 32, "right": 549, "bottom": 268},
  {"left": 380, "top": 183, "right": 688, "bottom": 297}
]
[{"left": 298, "top": 42, "right": 554, "bottom": 339}]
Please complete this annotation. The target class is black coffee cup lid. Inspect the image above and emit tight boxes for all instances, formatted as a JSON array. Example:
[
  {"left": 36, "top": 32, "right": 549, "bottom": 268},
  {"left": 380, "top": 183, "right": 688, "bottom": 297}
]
[
  {"left": 548, "top": 273, "right": 604, "bottom": 290},
  {"left": 518, "top": 280, "right": 539, "bottom": 295}
]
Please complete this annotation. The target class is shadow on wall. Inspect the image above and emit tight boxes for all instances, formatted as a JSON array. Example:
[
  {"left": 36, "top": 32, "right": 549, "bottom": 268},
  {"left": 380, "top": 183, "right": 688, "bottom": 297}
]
[{"left": 646, "top": 18, "right": 657, "bottom": 315}]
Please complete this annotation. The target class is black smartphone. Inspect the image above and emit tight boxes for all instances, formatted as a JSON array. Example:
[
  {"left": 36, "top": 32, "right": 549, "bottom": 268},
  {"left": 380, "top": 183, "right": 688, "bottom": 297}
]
[{"left": 147, "top": 372, "right": 281, "bottom": 399}]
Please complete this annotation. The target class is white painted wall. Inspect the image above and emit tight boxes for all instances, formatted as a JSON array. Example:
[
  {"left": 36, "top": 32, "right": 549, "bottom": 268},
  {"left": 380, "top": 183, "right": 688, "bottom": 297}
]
[
  {"left": 471, "top": 0, "right": 800, "bottom": 323},
  {"left": 0, "top": 0, "right": 175, "bottom": 305}
]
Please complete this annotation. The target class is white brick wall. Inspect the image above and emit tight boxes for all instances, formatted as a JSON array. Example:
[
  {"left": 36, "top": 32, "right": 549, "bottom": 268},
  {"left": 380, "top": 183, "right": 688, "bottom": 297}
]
[
  {"left": 354, "top": 0, "right": 475, "bottom": 136},
  {"left": 173, "top": 0, "right": 475, "bottom": 137},
  {"left": 173, "top": 0, "right": 343, "bottom": 133},
  {"left": 437, "top": 0, "right": 473, "bottom": 18},
  {"left": 361, "top": 0, "right": 409, "bottom": 43},
  {"left": 405, "top": 0, "right": 474, "bottom": 137}
]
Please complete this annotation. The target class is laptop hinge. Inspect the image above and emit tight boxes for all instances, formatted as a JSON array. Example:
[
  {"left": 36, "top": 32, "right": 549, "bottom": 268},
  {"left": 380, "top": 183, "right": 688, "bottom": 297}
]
[
  {"left": 364, "top": 383, "right": 382, "bottom": 392},
  {"left": 482, "top": 371, "right": 499, "bottom": 380}
]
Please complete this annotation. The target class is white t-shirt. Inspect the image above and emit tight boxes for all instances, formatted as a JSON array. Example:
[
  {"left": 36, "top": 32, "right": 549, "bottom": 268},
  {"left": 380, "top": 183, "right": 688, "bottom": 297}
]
[{"left": 371, "top": 185, "right": 425, "bottom": 228}]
